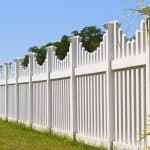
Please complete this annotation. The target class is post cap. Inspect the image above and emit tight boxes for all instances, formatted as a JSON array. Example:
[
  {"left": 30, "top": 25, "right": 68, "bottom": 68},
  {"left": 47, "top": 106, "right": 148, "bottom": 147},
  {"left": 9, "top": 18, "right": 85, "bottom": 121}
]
[
  {"left": 14, "top": 58, "right": 23, "bottom": 62},
  {"left": 45, "top": 46, "right": 57, "bottom": 52},
  {"left": 68, "top": 35, "right": 82, "bottom": 42},
  {"left": 28, "top": 52, "right": 37, "bottom": 57},
  {"left": 103, "top": 20, "right": 121, "bottom": 29},
  {"left": 4, "top": 61, "right": 12, "bottom": 66}
]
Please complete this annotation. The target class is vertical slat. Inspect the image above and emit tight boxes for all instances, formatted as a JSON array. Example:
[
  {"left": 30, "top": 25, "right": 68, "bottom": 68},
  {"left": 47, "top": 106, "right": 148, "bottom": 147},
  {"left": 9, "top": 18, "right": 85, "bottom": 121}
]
[
  {"left": 100, "top": 74, "right": 103, "bottom": 140},
  {"left": 100, "top": 43, "right": 103, "bottom": 63},
  {"left": 115, "top": 72, "right": 118, "bottom": 142},
  {"left": 81, "top": 76, "right": 84, "bottom": 135},
  {"left": 85, "top": 51, "right": 88, "bottom": 66},
  {"left": 77, "top": 78, "right": 79, "bottom": 132},
  {"left": 141, "top": 20, "right": 146, "bottom": 54},
  {"left": 41, "top": 83, "right": 43, "bottom": 125},
  {"left": 140, "top": 67, "right": 146, "bottom": 146},
  {"left": 62, "top": 80, "right": 64, "bottom": 130},
  {"left": 93, "top": 75, "right": 96, "bottom": 138},
  {"left": 81, "top": 48, "right": 84, "bottom": 67},
  {"left": 114, "top": 21, "right": 120, "bottom": 60},
  {"left": 56, "top": 81, "right": 57, "bottom": 128},
  {"left": 136, "top": 30, "right": 141, "bottom": 55},
  {"left": 37, "top": 83, "right": 39, "bottom": 123},
  {"left": 84, "top": 51, "right": 87, "bottom": 66},
  {"left": 103, "top": 73, "right": 106, "bottom": 140},
  {"left": 127, "top": 69, "right": 131, "bottom": 144},
  {"left": 53, "top": 80, "right": 56, "bottom": 128},
  {"left": 127, "top": 41, "right": 131, "bottom": 57},
  {"left": 79, "top": 42, "right": 82, "bottom": 67},
  {"left": 90, "top": 76, "right": 93, "bottom": 137},
  {"left": 39, "top": 82, "right": 41, "bottom": 124},
  {"left": 67, "top": 79, "right": 69, "bottom": 131},
  {"left": 62, "top": 80, "right": 65, "bottom": 131},
  {"left": 131, "top": 40, "right": 136, "bottom": 56},
  {"left": 56, "top": 80, "right": 58, "bottom": 128},
  {"left": 77, "top": 43, "right": 79, "bottom": 67},
  {"left": 64, "top": 79, "right": 66, "bottom": 131},
  {"left": 96, "top": 48, "right": 99, "bottom": 64},
  {"left": 122, "top": 70, "right": 127, "bottom": 143},
  {"left": 136, "top": 68, "right": 141, "bottom": 145},
  {"left": 83, "top": 76, "right": 86, "bottom": 135},
  {"left": 60, "top": 80, "right": 62, "bottom": 130},
  {"left": 85, "top": 76, "right": 87, "bottom": 136},
  {"left": 118, "top": 71, "right": 121, "bottom": 142},
  {"left": 118, "top": 28, "right": 122, "bottom": 59},
  {"left": 122, "top": 34, "right": 127, "bottom": 58},
  {"left": 40, "top": 82, "right": 42, "bottom": 124},
  {"left": 58, "top": 80, "right": 60, "bottom": 129},
  {"left": 131, "top": 69, "right": 136, "bottom": 145},
  {"left": 45, "top": 82, "right": 47, "bottom": 126},
  {"left": 51, "top": 82, "right": 53, "bottom": 127},
  {"left": 87, "top": 76, "right": 90, "bottom": 136},
  {"left": 60, "top": 80, "right": 62, "bottom": 129},
  {"left": 79, "top": 77, "right": 82, "bottom": 133},
  {"left": 68, "top": 79, "right": 70, "bottom": 130},
  {"left": 103, "top": 35, "right": 106, "bottom": 62},
  {"left": 43, "top": 82, "right": 45, "bottom": 126},
  {"left": 52, "top": 81, "right": 54, "bottom": 127},
  {"left": 96, "top": 74, "right": 100, "bottom": 138}
]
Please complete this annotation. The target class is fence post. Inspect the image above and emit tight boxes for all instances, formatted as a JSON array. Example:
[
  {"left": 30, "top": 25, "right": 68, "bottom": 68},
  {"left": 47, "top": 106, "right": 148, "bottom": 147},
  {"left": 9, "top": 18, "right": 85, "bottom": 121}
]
[
  {"left": 14, "top": 59, "right": 20, "bottom": 122},
  {"left": 28, "top": 53, "right": 34, "bottom": 126},
  {"left": 4, "top": 62, "right": 11, "bottom": 120},
  {"left": 69, "top": 35, "right": 82, "bottom": 138},
  {"left": 103, "top": 21, "right": 116, "bottom": 149},
  {"left": 45, "top": 46, "right": 56, "bottom": 129}
]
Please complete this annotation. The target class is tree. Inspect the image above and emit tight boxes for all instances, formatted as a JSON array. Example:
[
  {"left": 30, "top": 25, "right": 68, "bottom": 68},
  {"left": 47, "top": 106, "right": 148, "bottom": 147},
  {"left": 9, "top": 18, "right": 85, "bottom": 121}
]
[
  {"left": 72, "top": 26, "right": 103, "bottom": 52},
  {"left": 44, "top": 35, "right": 70, "bottom": 60},
  {"left": 22, "top": 26, "right": 104, "bottom": 67},
  {"left": 129, "top": 0, "right": 150, "bottom": 16},
  {"left": 22, "top": 46, "right": 46, "bottom": 67}
]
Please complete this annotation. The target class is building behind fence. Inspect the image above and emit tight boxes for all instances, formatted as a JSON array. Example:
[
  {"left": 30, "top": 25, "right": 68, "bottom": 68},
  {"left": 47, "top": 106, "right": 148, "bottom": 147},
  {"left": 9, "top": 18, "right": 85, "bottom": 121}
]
[{"left": 0, "top": 18, "right": 150, "bottom": 150}]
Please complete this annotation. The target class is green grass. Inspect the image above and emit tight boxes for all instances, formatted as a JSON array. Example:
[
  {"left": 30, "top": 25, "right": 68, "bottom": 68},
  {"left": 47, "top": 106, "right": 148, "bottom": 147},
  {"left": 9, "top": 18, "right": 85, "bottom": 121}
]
[{"left": 0, "top": 119, "right": 106, "bottom": 150}]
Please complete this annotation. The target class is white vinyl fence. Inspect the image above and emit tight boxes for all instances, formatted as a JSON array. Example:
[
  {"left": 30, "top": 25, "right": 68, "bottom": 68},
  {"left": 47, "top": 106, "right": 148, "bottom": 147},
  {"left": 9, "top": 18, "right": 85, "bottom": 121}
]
[{"left": 0, "top": 19, "right": 150, "bottom": 150}]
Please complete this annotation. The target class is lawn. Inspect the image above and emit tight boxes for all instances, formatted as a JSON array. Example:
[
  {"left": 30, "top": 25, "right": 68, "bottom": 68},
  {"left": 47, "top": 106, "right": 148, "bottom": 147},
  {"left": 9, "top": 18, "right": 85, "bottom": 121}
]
[{"left": 0, "top": 119, "right": 105, "bottom": 150}]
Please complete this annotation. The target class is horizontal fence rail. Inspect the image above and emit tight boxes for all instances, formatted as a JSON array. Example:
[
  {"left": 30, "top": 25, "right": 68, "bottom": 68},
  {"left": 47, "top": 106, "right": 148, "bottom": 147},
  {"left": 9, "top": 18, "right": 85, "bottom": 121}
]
[{"left": 0, "top": 18, "right": 150, "bottom": 150}]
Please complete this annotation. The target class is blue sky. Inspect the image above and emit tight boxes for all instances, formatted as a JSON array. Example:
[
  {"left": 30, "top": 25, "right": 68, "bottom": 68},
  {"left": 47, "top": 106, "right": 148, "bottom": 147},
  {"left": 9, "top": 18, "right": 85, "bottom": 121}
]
[{"left": 0, "top": 0, "right": 149, "bottom": 63}]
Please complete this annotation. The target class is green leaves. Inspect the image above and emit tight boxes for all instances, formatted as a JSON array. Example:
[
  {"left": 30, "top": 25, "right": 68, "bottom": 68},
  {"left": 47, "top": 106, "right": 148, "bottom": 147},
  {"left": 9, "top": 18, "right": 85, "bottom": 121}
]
[
  {"left": 44, "top": 35, "right": 70, "bottom": 60},
  {"left": 22, "top": 26, "right": 103, "bottom": 67},
  {"left": 22, "top": 46, "right": 46, "bottom": 67},
  {"left": 72, "top": 26, "right": 103, "bottom": 52}
]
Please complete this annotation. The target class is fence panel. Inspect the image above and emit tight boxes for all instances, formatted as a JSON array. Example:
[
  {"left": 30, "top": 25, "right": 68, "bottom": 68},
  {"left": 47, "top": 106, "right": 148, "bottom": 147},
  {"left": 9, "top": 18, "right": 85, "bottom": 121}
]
[
  {"left": 51, "top": 78, "right": 71, "bottom": 133},
  {"left": 33, "top": 81, "right": 48, "bottom": 127},
  {"left": 76, "top": 73, "right": 107, "bottom": 144},
  {"left": 8, "top": 84, "right": 16, "bottom": 120},
  {"left": 18, "top": 83, "right": 29, "bottom": 123},
  {"left": 113, "top": 66, "right": 146, "bottom": 149}
]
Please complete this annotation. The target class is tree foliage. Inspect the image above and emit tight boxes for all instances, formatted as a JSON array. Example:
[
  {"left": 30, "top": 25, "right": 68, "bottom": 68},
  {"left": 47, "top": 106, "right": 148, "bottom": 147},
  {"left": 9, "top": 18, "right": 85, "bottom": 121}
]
[
  {"left": 72, "top": 26, "right": 103, "bottom": 52},
  {"left": 129, "top": 0, "right": 150, "bottom": 16},
  {"left": 22, "top": 26, "right": 103, "bottom": 67},
  {"left": 44, "top": 35, "right": 70, "bottom": 60},
  {"left": 21, "top": 46, "right": 46, "bottom": 67}
]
